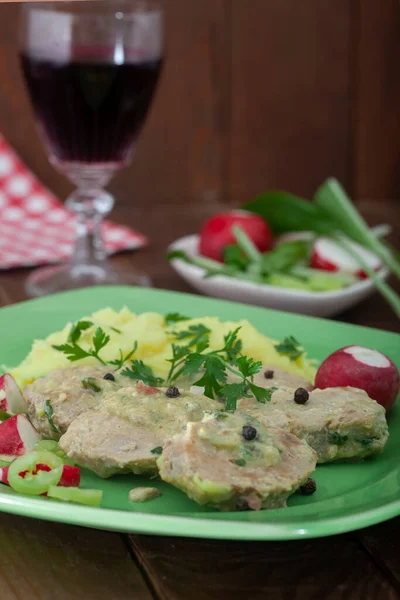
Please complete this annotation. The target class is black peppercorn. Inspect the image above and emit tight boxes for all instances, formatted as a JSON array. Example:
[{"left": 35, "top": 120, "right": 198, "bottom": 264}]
[
  {"left": 294, "top": 387, "right": 309, "bottom": 404},
  {"left": 103, "top": 373, "right": 115, "bottom": 382},
  {"left": 300, "top": 478, "right": 317, "bottom": 495},
  {"left": 264, "top": 370, "right": 274, "bottom": 379},
  {"left": 165, "top": 386, "right": 180, "bottom": 398},
  {"left": 242, "top": 425, "right": 257, "bottom": 441}
]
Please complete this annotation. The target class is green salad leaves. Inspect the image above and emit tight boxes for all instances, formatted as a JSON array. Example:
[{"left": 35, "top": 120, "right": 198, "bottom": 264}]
[{"left": 244, "top": 178, "right": 400, "bottom": 318}]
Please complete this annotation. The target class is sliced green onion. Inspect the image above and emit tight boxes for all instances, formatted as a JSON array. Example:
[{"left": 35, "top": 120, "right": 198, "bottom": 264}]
[
  {"left": 8, "top": 451, "right": 63, "bottom": 495},
  {"left": 233, "top": 226, "right": 262, "bottom": 263},
  {"left": 47, "top": 486, "right": 103, "bottom": 507},
  {"left": 315, "top": 179, "right": 400, "bottom": 280},
  {"left": 334, "top": 234, "right": 400, "bottom": 319}
]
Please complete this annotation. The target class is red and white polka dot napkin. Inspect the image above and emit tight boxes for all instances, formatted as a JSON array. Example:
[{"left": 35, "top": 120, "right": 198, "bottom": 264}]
[{"left": 0, "top": 134, "right": 147, "bottom": 269}]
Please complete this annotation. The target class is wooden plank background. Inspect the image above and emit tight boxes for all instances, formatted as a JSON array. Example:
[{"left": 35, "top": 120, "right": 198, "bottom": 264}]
[{"left": 0, "top": 0, "right": 398, "bottom": 213}]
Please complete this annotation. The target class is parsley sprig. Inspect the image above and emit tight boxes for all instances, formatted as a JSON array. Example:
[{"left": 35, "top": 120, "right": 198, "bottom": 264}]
[
  {"left": 53, "top": 327, "right": 111, "bottom": 365},
  {"left": 53, "top": 321, "right": 136, "bottom": 368},
  {"left": 168, "top": 327, "right": 272, "bottom": 410},
  {"left": 53, "top": 318, "right": 280, "bottom": 411},
  {"left": 121, "top": 360, "right": 164, "bottom": 387},
  {"left": 108, "top": 342, "right": 138, "bottom": 370}
]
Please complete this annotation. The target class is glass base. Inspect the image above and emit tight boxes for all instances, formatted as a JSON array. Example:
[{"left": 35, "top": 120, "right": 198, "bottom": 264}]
[{"left": 25, "top": 262, "right": 151, "bottom": 298}]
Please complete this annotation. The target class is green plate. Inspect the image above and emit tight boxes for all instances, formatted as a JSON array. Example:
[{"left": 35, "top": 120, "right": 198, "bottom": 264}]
[{"left": 0, "top": 286, "right": 399, "bottom": 540}]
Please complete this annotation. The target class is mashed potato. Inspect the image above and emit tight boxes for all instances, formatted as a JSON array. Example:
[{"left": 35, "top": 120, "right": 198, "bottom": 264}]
[{"left": 9, "top": 307, "right": 317, "bottom": 388}]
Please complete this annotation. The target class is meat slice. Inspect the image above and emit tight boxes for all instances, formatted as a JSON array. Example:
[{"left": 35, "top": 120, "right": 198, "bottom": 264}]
[
  {"left": 24, "top": 365, "right": 123, "bottom": 439},
  {"left": 59, "top": 411, "right": 160, "bottom": 478},
  {"left": 252, "top": 364, "right": 314, "bottom": 392},
  {"left": 239, "top": 386, "right": 389, "bottom": 463},
  {"left": 157, "top": 413, "right": 317, "bottom": 511}
]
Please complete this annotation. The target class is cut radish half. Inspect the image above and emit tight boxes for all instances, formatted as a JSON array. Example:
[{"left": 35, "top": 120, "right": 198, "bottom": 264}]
[
  {"left": 0, "top": 415, "right": 40, "bottom": 460},
  {"left": 310, "top": 237, "right": 381, "bottom": 279},
  {"left": 0, "top": 374, "right": 28, "bottom": 415}
]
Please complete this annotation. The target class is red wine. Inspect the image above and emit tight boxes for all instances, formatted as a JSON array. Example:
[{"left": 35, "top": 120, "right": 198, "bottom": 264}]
[{"left": 20, "top": 54, "right": 162, "bottom": 165}]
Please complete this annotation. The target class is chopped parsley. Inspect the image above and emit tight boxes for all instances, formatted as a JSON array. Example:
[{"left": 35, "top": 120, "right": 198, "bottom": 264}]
[
  {"left": 274, "top": 336, "right": 304, "bottom": 362},
  {"left": 328, "top": 432, "right": 348, "bottom": 446},
  {"left": 164, "top": 313, "right": 190, "bottom": 326},
  {"left": 0, "top": 410, "right": 12, "bottom": 421},
  {"left": 109, "top": 326, "right": 122, "bottom": 334},
  {"left": 151, "top": 446, "right": 163, "bottom": 455},
  {"left": 81, "top": 378, "right": 102, "bottom": 393},
  {"left": 44, "top": 399, "right": 58, "bottom": 433},
  {"left": 359, "top": 437, "right": 378, "bottom": 447},
  {"left": 234, "top": 458, "right": 246, "bottom": 467},
  {"left": 212, "top": 411, "right": 229, "bottom": 420}
]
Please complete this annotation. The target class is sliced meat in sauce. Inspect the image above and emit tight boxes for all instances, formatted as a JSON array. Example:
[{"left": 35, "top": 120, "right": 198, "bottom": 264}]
[
  {"left": 24, "top": 365, "right": 124, "bottom": 439},
  {"left": 239, "top": 386, "right": 389, "bottom": 463},
  {"left": 59, "top": 383, "right": 221, "bottom": 477},
  {"left": 59, "top": 411, "right": 161, "bottom": 478},
  {"left": 157, "top": 412, "right": 317, "bottom": 511}
]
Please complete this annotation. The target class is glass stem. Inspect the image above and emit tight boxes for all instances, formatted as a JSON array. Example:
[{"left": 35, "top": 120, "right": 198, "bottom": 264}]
[{"left": 66, "top": 188, "right": 114, "bottom": 266}]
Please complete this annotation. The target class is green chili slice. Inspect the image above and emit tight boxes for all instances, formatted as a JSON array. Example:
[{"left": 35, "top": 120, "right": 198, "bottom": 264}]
[{"left": 8, "top": 451, "right": 63, "bottom": 495}]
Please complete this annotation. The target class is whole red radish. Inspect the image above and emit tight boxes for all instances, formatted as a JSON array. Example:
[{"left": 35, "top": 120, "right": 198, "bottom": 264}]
[
  {"left": 199, "top": 211, "right": 272, "bottom": 262},
  {"left": 315, "top": 346, "right": 400, "bottom": 411},
  {"left": 0, "top": 374, "right": 28, "bottom": 415},
  {"left": 311, "top": 237, "right": 381, "bottom": 279},
  {"left": 0, "top": 415, "right": 40, "bottom": 461}
]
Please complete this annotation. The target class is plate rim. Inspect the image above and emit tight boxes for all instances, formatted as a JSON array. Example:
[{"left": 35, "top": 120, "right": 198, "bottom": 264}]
[{"left": 1, "top": 488, "right": 400, "bottom": 540}]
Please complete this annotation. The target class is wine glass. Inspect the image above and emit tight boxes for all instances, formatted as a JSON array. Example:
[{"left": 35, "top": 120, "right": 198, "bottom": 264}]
[{"left": 20, "top": 1, "right": 163, "bottom": 297}]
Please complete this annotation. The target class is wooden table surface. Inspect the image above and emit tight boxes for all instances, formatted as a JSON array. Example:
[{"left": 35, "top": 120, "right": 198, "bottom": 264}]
[{"left": 0, "top": 200, "right": 399, "bottom": 600}]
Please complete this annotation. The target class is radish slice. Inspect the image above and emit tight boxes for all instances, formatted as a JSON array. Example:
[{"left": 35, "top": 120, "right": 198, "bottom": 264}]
[
  {"left": 0, "top": 415, "right": 40, "bottom": 460},
  {"left": 0, "top": 466, "right": 9, "bottom": 485},
  {"left": 59, "top": 464, "right": 81, "bottom": 487},
  {"left": 310, "top": 237, "right": 381, "bottom": 279},
  {"left": 0, "top": 374, "right": 28, "bottom": 415}
]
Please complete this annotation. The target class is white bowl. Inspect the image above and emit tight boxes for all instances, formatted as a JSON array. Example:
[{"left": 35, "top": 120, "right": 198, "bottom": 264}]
[{"left": 168, "top": 235, "right": 389, "bottom": 318}]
